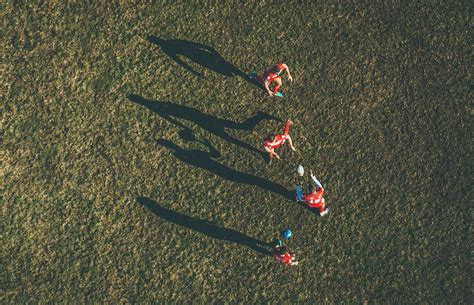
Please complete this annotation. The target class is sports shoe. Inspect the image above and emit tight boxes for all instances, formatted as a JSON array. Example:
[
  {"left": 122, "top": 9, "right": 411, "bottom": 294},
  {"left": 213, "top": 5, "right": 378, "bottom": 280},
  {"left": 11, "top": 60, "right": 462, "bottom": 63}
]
[
  {"left": 290, "top": 261, "right": 299, "bottom": 266},
  {"left": 320, "top": 208, "right": 329, "bottom": 217}
]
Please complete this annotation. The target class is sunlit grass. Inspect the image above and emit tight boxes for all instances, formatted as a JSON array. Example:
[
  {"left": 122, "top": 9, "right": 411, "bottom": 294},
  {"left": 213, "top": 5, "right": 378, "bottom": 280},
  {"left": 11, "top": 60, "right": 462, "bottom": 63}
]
[{"left": 2, "top": 2, "right": 470, "bottom": 303}]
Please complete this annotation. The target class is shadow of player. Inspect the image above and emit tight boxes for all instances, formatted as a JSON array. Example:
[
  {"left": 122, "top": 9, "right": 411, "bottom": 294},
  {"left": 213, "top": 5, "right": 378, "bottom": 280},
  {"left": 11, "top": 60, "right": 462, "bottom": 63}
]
[
  {"left": 147, "top": 36, "right": 261, "bottom": 87},
  {"left": 156, "top": 138, "right": 293, "bottom": 200},
  {"left": 128, "top": 94, "right": 278, "bottom": 159},
  {"left": 137, "top": 197, "right": 271, "bottom": 256}
]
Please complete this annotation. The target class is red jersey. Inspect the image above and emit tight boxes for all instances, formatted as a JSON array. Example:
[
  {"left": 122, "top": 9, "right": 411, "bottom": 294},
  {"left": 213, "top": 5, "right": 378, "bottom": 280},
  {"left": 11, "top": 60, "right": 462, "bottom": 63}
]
[
  {"left": 303, "top": 187, "right": 325, "bottom": 207},
  {"left": 264, "top": 134, "right": 287, "bottom": 150},
  {"left": 263, "top": 63, "right": 286, "bottom": 84},
  {"left": 274, "top": 252, "right": 293, "bottom": 265}
]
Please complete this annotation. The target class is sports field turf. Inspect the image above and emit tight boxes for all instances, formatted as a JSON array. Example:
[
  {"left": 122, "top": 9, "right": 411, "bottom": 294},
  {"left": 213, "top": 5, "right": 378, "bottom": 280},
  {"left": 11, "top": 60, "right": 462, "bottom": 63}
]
[{"left": 2, "top": 2, "right": 471, "bottom": 303}]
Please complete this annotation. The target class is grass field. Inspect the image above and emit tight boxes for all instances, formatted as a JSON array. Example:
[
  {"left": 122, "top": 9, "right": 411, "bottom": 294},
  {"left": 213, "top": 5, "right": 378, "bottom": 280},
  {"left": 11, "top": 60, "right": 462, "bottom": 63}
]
[{"left": 2, "top": 1, "right": 471, "bottom": 303}]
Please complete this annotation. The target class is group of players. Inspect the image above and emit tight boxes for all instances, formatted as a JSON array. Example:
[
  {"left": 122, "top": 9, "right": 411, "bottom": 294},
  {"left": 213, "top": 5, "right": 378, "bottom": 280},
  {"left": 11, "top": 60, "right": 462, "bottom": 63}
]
[{"left": 253, "top": 63, "right": 330, "bottom": 266}]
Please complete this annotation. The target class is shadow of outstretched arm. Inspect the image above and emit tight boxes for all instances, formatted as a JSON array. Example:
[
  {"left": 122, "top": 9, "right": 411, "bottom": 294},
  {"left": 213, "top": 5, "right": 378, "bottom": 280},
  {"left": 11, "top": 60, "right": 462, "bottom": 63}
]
[
  {"left": 146, "top": 36, "right": 258, "bottom": 82},
  {"left": 147, "top": 36, "right": 205, "bottom": 78},
  {"left": 156, "top": 139, "right": 292, "bottom": 200},
  {"left": 127, "top": 94, "right": 276, "bottom": 160},
  {"left": 169, "top": 53, "right": 205, "bottom": 78},
  {"left": 200, "top": 139, "right": 221, "bottom": 159},
  {"left": 137, "top": 197, "right": 271, "bottom": 256}
]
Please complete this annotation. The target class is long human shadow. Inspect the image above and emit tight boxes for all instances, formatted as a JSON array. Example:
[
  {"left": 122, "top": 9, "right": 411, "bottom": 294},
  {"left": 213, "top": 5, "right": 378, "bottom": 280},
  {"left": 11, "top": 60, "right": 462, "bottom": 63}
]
[
  {"left": 156, "top": 138, "right": 293, "bottom": 200},
  {"left": 128, "top": 94, "right": 278, "bottom": 159},
  {"left": 137, "top": 197, "right": 271, "bottom": 256},
  {"left": 147, "top": 36, "right": 262, "bottom": 87}
]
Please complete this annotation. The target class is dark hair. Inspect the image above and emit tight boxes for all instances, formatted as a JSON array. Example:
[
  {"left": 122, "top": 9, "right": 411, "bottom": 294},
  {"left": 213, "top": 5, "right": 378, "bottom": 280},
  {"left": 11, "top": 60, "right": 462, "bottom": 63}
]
[
  {"left": 312, "top": 186, "right": 318, "bottom": 193},
  {"left": 265, "top": 133, "right": 275, "bottom": 142},
  {"left": 271, "top": 65, "right": 282, "bottom": 74}
]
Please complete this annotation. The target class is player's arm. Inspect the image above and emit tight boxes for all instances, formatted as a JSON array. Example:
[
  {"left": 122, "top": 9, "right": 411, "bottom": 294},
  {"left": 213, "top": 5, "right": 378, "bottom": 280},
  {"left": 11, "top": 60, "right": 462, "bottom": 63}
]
[
  {"left": 263, "top": 81, "right": 274, "bottom": 96},
  {"left": 264, "top": 146, "right": 280, "bottom": 159},
  {"left": 264, "top": 64, "right": 275, "bottom": 73},
  {"left": 282, "top": 64, "right": 293, "bottom": 82},
  {"left": 266, "top": 138, "right": 281, "bottom": 146},
  {"left": 310, "top": 170, "right": 322, "bottom": 188}
]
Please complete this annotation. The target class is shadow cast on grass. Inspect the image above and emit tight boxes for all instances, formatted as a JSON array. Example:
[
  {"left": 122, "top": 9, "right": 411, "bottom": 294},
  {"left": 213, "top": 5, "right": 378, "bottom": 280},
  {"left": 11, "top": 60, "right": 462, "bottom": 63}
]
[
  {"left": 147, "top": 36, "right": 263, "bottom": 88},
  {"left": 156, "top": 138, "right": 293, "bottom": 200},
  {"left": 137, "top": 197, "right": 271, "bottom": 256},
  {"left": 128, "top": 94, "right": 278, "bottom": 159}
]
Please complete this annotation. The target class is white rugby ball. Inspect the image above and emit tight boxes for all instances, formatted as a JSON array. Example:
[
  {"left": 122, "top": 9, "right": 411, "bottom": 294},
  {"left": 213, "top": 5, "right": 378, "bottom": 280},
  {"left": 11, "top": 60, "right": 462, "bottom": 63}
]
[{"left": 297, "top": 165, "right": 304, "bottom": 177}]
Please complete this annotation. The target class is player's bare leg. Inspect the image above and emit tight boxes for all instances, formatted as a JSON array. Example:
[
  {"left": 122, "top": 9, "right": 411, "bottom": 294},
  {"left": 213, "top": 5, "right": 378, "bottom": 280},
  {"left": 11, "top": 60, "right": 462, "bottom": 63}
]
[
  {"left": 272, "top": 77, "right": 282, "bottom": 94},
  {"left": 320, "top": 198, "right": 329, "bottom": 216},
  {"left": 286, "top": 135, "right": 296, "bottom": 151},
  {"left": 283, "top": 119, "right": 291, "bottom": 135}
]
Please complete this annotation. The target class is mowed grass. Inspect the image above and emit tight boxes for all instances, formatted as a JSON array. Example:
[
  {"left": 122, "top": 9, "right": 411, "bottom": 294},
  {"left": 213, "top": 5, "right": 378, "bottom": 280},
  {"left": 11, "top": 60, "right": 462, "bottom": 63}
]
[{"left": 2, "top": 1, "right": 471, "bottom": 303}]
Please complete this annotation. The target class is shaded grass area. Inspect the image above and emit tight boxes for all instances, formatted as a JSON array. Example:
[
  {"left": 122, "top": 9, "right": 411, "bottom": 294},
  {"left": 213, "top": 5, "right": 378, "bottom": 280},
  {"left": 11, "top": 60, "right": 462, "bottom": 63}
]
[{"left": 2, "top": 1, "right": 471, "bottom": 303}]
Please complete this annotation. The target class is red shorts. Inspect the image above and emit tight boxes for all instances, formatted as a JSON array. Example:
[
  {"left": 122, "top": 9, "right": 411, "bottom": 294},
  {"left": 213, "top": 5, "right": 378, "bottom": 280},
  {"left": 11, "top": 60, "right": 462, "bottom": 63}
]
[
  {"left": 306, "top": 199, "right": 325, "bottom": 213},
  {"left": 263, "top": 73, "right": 281, "bottom": 85},
  {"left": 265, "top": 134, "right": 286, "bottom": 150}
]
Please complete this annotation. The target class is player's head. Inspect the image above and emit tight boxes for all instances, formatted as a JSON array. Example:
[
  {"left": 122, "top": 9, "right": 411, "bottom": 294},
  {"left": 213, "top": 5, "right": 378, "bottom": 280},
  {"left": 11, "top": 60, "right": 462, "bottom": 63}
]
[
  {"left": 311, "top": 186, "right": 320, "bottom": 193},
  {"left": 280, "top": 229, "right": 292, "bottom": 240},
  {"left": 265, "top": 133, "right": 275, "bottom": 142},
  {"left": 271, "top": 65, "right": 282, "bottom": 74},
  {"left": 147, "top": 36, "right": 165, "bottom": 46}
]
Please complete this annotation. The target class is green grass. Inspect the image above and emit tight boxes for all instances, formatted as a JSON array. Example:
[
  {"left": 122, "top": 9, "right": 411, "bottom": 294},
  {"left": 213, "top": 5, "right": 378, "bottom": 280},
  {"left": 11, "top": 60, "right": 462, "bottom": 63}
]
[{"left": 2, "top": 1, "right": 471, "bottom": 303}]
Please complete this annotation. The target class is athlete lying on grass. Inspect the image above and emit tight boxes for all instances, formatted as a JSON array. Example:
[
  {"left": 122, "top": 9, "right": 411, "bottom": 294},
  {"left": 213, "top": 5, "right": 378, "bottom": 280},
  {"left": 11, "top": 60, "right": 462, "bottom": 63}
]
[
  {"left": 264, "top": 119, "right": 296, "bottom": 163},
  {"left": 271, "top": 245, "right": 298, "bottom": 266}
]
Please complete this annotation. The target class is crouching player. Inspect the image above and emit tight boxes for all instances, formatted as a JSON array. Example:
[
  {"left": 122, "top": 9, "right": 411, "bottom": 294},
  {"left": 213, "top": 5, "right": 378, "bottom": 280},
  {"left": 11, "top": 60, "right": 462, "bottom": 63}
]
[
  {"left": 271, "top": 246, "right": 298, "bottom": 266},
  {"left": 264, "top": 119, "right": 296, "bottom": 163},
  {"left": 296, "top": 170, "right": 330, "bottom": 217},
  {"left": 269, "top": 229, "right": 293, "bottom": 248},
  {"left": 256, "top": 62, "right": 293, "bottom": 97}
]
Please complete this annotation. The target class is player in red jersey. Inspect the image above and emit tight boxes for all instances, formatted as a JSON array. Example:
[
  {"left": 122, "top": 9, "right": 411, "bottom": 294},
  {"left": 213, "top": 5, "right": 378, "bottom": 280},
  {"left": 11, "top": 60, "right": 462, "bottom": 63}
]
[
  {"left": 264, "top": 119, "right": 296, "bottom": 162},
  {"left": 256, "top": 63, "right": 293, "bottom": 97},
  {"left": 296, "top": 170, "right": 329, "bottom": 216},
  {"left": 271, "top": 246, "right": 298, "bottom": 266}
]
